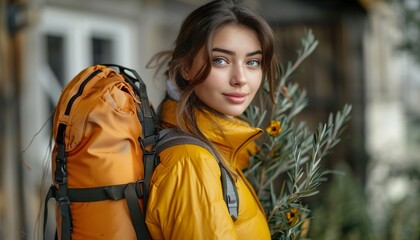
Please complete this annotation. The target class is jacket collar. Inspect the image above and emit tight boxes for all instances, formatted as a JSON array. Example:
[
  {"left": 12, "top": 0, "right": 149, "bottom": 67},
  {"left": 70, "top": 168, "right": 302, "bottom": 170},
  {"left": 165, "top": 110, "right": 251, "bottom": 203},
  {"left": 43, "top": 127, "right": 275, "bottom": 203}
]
[{"left": 160, "top": 99, "right": 263, "bottom": 168}]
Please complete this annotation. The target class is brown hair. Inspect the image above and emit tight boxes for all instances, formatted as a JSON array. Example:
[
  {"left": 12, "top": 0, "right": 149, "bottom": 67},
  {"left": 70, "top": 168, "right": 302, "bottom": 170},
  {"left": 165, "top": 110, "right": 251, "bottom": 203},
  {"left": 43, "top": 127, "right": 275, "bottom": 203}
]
[{"left": 149, "top": 0, "right": 279, "bottom": 175}]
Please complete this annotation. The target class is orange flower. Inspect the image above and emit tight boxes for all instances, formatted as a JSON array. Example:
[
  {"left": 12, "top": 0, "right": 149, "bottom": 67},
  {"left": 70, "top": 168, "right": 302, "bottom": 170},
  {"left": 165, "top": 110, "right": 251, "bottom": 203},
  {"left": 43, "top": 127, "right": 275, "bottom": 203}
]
[
  {"left": 266, "top": 120, "right": 282, "bottom": 136},
  {"left": 286, "top": 208, "right": 298, "bottom": 223}
]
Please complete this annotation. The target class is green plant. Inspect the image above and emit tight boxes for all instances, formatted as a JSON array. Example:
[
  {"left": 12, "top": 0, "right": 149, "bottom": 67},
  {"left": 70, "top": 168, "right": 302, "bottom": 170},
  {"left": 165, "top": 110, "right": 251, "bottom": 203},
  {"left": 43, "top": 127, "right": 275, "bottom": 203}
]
[{"left": 243, "top": 29, "right": 352, "bottom": 239}]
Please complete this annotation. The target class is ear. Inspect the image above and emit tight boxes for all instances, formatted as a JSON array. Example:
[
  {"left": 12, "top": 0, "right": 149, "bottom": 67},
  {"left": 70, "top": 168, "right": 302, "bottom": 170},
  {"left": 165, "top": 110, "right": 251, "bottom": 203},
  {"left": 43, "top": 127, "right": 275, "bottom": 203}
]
[{"left": 181, "top": 66, "right": 191, "bottom": 81}]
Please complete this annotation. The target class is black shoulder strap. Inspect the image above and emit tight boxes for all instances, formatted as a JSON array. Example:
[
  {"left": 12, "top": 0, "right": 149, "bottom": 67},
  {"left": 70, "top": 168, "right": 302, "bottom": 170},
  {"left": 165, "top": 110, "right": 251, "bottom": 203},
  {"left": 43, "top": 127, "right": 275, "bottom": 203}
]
[{"left": 151, "top": 128, "right": 239, "bottom": 221}]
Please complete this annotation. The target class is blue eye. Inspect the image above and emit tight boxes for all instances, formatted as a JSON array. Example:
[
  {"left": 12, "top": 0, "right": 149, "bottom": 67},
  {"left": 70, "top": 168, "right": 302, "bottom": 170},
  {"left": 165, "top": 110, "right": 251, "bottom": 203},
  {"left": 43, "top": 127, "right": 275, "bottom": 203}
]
[
  {"left": 248, "top": 60, "right": 261, "bottom": 67},
  {"left": 212, "top": 57, "right": 228, "bottom": 65}
]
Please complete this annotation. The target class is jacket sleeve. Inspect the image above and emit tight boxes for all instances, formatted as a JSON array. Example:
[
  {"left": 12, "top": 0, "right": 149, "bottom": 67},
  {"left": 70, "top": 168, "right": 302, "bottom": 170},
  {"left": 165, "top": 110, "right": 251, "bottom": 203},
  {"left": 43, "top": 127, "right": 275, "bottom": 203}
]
[{"left": 145, "top": 144, "right": 239, "bottom": 240}]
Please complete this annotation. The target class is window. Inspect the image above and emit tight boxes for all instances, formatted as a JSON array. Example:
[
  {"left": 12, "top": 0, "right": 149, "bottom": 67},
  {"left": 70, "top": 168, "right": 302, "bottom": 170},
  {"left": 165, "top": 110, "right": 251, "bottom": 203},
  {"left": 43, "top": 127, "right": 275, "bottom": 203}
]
[
  {"left": 92, "top": 37, "right": 114, "bottom": 65},
  {"left": 45, "top": 34, "right": 67, "bottom": 132},
  {"left": 45, "top": 34, "right": 65, "bottom": 87}
]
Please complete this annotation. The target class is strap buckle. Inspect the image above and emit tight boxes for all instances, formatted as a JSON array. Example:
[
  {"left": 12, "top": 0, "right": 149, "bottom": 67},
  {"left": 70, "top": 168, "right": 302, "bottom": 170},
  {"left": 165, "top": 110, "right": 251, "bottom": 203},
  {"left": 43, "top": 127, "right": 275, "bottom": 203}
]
[
  {"left": 139, "top": 134, "right": 158, "bottom": 153},
  {"left": 55, "top": 143, "right": 67, "bottom": 184},
  {"left": 58, "top": 196, "right": 70, "bottom": 206},
  {"left": 135, "top": 180, "right": 144, "bottom": 198}
]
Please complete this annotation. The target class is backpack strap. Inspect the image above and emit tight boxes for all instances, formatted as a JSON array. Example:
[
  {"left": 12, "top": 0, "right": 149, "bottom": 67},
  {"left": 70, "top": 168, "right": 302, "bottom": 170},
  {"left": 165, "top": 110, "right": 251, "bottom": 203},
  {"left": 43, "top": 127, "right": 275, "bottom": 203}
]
[
  {"left": 220, "top": 167, "right": 239, "bottom": 221},
  {"left": 53, "top": 123, "right": 72, "bottom": 240},
  {"left": 124, "top": 182, "right": 148, "bottom": 239},
  {"left": 152, "top": 128, "right": 239, "bottom": 221}
]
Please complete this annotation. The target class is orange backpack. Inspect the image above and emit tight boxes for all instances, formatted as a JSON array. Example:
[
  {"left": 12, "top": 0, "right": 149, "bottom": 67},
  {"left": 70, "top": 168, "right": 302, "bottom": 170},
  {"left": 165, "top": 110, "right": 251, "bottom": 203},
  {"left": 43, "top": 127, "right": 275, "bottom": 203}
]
[{"left": 43, "top": 64, "right": 238, "bottom": 240}]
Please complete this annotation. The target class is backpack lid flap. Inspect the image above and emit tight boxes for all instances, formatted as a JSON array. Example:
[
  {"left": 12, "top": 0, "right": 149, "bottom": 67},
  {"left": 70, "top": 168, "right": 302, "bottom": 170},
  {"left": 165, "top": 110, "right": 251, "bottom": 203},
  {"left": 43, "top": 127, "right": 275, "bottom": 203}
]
[{"left": 53, "top": 65, "right": 140, "bottom": 151}]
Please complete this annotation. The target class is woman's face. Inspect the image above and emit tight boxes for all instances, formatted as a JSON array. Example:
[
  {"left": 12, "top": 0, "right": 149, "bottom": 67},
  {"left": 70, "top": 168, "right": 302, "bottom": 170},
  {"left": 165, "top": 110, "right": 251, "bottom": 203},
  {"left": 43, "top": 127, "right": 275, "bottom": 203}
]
[{"left": 185, "top": 24, "right": 263, "bottom": 117}]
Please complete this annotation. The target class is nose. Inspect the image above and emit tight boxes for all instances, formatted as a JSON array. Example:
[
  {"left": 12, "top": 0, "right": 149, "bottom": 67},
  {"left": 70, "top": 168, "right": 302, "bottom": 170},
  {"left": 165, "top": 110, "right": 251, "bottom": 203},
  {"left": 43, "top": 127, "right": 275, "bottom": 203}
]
[{"left": 230, "top": 64, "right": 247, "bottom": 86}]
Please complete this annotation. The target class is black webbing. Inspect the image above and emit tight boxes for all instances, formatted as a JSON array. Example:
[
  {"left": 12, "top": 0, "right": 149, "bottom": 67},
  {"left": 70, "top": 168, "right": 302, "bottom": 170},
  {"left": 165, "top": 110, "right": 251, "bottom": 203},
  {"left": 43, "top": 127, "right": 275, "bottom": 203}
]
[
  {"left": 66, "top": 184, "right": 129, "bottom": 202},
  {"left": 55, "top": 123, "right": 72, "bottom": 240},
  {"left": 142, "top": 152, "right": 155, "bottom": 210},
  {"left": 124, "top": 183, "right": 149, "bottom": 240}
]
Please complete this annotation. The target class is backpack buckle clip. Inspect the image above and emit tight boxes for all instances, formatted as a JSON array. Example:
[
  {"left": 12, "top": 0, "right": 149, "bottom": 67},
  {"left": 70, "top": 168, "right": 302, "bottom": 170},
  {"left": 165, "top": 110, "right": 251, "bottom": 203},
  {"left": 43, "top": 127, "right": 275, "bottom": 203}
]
[{"left": 135, "top": 180, "right": 144, "bottom": 198}]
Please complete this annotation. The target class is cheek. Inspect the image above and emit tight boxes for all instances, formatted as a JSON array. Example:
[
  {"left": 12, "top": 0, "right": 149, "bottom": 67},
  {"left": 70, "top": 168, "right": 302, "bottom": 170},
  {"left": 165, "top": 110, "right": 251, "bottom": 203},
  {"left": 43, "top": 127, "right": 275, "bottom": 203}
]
[
  {"left": 201, "top": 70, "right": 225, "bottom": 88},
  {"left": 250, "top": 73, "right": 263, "bottom": 92}
]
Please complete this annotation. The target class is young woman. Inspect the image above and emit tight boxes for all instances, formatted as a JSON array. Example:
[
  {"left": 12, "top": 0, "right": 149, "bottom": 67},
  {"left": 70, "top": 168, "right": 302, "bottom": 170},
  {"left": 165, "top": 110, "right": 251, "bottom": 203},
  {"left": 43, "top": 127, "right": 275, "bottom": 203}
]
[{"left": 145, "top": 0, "right": 279, "bottom": 239}]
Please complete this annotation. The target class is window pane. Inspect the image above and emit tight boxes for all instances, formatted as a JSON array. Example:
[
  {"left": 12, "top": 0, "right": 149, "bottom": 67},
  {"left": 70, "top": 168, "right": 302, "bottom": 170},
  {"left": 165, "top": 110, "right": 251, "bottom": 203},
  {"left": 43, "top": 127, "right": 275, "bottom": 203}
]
[
  {"left": 45, "top": 35, "right": 65, "bottom": 87},
  {"left": 45, "top": 34, "right": 66, "bottom": 132},
  {"left": 92, "top": 37, "right": 114, "bottom": 65}
]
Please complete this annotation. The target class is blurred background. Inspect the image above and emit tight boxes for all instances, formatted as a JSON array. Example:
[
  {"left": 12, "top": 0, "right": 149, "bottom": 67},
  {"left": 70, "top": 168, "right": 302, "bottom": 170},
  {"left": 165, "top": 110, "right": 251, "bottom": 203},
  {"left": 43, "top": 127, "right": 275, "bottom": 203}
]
[{"left": 1, "top": 0, "right": 419, "bottom": 239}]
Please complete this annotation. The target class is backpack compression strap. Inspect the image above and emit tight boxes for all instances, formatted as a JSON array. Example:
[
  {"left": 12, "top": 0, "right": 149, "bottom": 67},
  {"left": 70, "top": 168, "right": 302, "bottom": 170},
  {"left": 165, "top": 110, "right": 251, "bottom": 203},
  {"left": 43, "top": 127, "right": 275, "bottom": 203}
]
[
  {"left": 152, "top": 128, "right": 239, "bottom": 221},
  {"left": 53, "top": 123, "right": 72, "bottom": 240},
  {"left": 44, "top": 181, "right": 147, "bottom": 239}
]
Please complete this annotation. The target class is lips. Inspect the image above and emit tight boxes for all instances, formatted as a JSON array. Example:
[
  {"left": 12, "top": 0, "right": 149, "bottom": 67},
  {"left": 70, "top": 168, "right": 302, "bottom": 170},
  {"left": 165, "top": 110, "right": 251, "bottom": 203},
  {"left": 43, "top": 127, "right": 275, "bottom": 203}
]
[{"left": 223, "top": 92, "right": 248, "bottom": 104}]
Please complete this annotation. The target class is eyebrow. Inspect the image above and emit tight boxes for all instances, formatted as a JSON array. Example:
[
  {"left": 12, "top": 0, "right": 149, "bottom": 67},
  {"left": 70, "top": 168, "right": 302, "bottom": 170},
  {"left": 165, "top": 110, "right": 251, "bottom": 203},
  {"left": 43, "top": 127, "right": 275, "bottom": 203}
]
[{"left": 212, "top": 48, "right": 262, "bottom": 57}]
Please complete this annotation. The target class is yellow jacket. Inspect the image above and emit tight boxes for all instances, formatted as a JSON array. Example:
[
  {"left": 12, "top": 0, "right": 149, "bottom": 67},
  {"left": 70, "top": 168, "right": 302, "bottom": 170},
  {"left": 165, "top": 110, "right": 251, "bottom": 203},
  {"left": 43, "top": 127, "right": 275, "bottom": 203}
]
[{"left": 145, "top": 99, "right": 271, "bottom": 240}]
